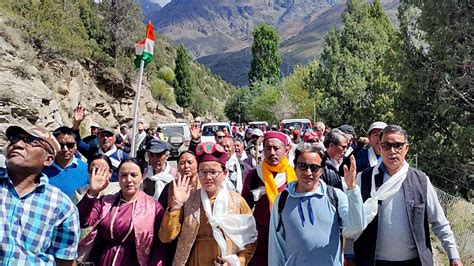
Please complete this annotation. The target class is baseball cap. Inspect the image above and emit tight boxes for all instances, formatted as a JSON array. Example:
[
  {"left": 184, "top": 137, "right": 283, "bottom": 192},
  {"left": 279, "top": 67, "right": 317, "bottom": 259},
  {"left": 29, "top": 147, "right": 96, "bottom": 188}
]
[
  {"left": 338, "top": 125, "right": 356, "bottom": 137},
  {"left": 252, "top": 129, "right": 264, "bottom": 137},
  {"left": 146, "top": 139, "right": 170, "bottom": 154},
  {"left": 368, "top": 122, "right": 387, "bottom": 135},
  {"left": 90, "top": 122, "right": 100, "bottom": 128},
  {"left": 6, "top": 125, "right": 60, "bottom": 156},
  {"left": 98, "top": 128, "right": 115, "bottom": 135}
]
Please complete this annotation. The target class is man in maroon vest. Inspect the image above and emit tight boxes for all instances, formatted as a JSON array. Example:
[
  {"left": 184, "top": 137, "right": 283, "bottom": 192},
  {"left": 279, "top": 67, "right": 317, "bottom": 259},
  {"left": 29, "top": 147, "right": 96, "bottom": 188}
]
[{"left": 241, "top": 131, "right": 296, "bottom": 266}]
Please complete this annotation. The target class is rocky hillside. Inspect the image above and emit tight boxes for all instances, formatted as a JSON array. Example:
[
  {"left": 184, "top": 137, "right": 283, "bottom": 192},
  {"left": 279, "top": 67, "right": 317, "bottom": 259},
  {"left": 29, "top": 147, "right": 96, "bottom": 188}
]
[
  {"left": 147, "top": 0, "right": 399, "bottom": 85},
  {"left": 0, "top": 10, "right": 226, "bottom": 148}
]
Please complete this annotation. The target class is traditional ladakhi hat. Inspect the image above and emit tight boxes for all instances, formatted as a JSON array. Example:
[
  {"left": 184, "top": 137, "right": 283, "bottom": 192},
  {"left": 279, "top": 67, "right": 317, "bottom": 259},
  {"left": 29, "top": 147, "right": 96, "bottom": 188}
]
[
  {"left": 263, "top": 131, "right": 288, "bottom": 145},
  {"left": 196, "top": 142, "right": 228, "bottom": 165}
]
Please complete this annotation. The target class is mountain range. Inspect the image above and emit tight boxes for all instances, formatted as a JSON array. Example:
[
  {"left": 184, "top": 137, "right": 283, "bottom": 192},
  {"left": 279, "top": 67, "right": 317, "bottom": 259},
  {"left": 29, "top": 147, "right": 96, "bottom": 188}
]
[{"left": 146, "top": 0, "right": 399, "bottom": 86}]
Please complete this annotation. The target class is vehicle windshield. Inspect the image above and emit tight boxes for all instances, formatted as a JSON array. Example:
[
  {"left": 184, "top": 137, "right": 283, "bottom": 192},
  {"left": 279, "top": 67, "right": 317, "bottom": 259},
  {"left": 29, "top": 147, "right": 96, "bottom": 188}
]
[
  {"left": 202, "top": 125, "right": 229, "bottom": 136},
  {"left": 161, "top": 126, "right": 184, "bottom": 137},
  {"left": 283, "top": 122, "right": 311, "bottom": 131},
  {"left": 249, "top": 123, "right": 267, "bottom": 128}
]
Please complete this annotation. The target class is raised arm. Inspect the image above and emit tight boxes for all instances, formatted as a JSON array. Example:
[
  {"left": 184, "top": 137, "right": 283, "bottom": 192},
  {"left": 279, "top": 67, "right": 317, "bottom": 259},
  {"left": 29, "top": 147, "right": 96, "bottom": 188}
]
[{"left": 159, "top": 175, "right": 191, "bottom": 243}]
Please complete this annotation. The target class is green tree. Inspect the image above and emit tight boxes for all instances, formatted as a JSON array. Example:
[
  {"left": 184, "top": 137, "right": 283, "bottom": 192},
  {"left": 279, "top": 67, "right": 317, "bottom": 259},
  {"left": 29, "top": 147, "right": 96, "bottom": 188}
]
[
  {"left": 306, "top": 0, "right": 400, "bottom": 131},
  {"left": 174, "top": 45, "right": 193, "bottom": 109},
  {"left": 247, "top": 80, "right": 281, "bottom": 124},
  {"left": 100, "top": 0, "right": 143, "bottom": 64},
  {"left": 397, "top": 0, "right": 473, "bottom": 199},
  {"left": 249, "top": 24, "right": 282, "bottom": 86},
  {"left": 224, "top": 88, "right": 252, "bottom": 123}
]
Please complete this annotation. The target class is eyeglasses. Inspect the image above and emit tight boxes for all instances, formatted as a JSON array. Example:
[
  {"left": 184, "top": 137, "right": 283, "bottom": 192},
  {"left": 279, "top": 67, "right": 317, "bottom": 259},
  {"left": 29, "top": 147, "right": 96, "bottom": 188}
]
[
  {"left": 216, "top": 135, "right": 226, "bottom": 139},
  {"left": 381, "top": 142, "right": 406, "bottom": 151},
  {"left": 296, "top": 162, "right": 323, "bottom": 172},
  {"left": 8, "top": 135, "right": 51, "bottom": 153},
  {"left": 338, "top": 144, "right": 348, "bottom": 150},
  {"left": 59, "top": 142, "right": 76, "bottom": 149},
  {"left": 198, "top": 170, "right": 223, "bottom": 178}
]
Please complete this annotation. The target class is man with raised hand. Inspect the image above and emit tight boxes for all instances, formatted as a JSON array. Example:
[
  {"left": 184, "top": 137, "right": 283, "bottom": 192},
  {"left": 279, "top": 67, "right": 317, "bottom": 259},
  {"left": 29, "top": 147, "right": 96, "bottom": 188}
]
[{"left": 72, "top": 105, "right": 127, "bottom": 181}]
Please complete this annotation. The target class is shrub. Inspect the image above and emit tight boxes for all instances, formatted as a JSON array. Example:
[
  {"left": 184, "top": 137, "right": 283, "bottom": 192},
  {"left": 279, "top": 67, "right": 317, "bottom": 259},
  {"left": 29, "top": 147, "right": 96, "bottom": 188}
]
[
  {"left": 157, "top": 66, "right": 175, "bottom": 84},
  {"left": 150, "top": 79, "right": 175, "bottom": 107}
]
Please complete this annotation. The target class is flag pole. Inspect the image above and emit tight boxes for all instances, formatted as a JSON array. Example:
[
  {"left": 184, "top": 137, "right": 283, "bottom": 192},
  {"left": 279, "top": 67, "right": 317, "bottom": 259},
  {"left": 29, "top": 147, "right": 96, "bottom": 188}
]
[{"left": 130, "top": 59, "right": 145, "bottom": 157}]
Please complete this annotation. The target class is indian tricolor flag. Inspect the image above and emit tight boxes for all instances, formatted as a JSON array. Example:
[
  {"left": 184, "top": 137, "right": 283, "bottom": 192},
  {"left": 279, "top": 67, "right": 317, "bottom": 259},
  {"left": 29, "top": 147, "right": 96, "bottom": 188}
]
[{"left": 135, "top": 21, "right": 155, "bottom": 68}]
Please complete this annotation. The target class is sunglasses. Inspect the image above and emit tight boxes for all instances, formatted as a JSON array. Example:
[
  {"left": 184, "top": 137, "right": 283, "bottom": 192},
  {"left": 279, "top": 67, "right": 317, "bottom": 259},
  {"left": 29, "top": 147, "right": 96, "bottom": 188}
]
[
  {"left": 381, "top": 142, "right": 406, "bottom": 151},
  {"left": 296, "top": 162, "right": 323, "bottom": 172},
  {"left": 9, "top": 135, "right": 51, "bottom": 153},
  {"left": 216, "top": 135, "right": 226, "bottom": 139},
  {"left": 59, "top": 142, "right": 76, "bottom": 149}
]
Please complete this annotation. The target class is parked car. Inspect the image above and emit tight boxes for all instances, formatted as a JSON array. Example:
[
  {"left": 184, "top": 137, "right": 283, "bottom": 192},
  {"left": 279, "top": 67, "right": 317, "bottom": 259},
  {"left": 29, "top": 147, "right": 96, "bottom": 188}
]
[
  {"left": 200, "top": 122, "right": 231, "bottom": 143},
  {"left": 158, "top": 123, "right": 191, "bottom": 158},
  {"left": 279, "top": 119, "right": 312, "bottom": 133},
  {"left": 248, "top": 121, "right": 268, "bottom": 129}
]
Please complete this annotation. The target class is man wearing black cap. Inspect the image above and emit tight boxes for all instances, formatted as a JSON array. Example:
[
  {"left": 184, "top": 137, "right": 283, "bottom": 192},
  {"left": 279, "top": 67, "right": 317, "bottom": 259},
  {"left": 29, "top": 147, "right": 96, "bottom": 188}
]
[
  {"left": 1, "top": 125, "right": 80, "bottom": 265},
  {"left": 72, "top": 106, "right": 128, "bottom": 181},
  {"left": 143, "top": 139, "right": 176, "bottom": 199}
]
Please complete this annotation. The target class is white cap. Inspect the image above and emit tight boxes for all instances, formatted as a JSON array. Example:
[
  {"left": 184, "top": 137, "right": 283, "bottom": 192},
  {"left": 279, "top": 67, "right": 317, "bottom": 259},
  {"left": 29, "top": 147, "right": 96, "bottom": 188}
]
[
  {"left": 252, "top": 129, "right": 264, "bottom": 137},
  {"left": 368, "top": 122, "right": 387, "bottom": 135}
]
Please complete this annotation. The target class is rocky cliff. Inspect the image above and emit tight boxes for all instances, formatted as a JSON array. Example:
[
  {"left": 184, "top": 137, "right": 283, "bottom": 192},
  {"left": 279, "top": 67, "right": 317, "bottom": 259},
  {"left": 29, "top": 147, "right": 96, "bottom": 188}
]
[{"left": 0, "top": 13, "right": 189, "bottom": 149}]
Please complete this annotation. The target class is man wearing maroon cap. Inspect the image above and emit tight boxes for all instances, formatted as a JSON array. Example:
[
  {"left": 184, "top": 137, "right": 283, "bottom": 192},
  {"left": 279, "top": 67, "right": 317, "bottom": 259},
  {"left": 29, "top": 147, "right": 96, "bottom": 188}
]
[{"left": 242, "top": 131, "right": 297, "bottom": 265}]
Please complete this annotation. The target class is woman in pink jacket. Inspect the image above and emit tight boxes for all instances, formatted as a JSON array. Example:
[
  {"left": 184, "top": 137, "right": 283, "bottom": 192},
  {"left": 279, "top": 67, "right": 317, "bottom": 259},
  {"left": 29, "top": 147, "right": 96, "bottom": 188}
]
[{"left": 77, "top": 157, "right": 165, "bottom": 266}]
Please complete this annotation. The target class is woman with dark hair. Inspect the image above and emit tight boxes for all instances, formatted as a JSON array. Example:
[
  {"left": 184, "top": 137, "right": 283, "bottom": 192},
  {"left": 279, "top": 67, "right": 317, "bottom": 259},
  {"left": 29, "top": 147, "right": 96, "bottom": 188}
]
[
  {"left": 73, "top": 154, "right": 120, "bottom": 204},
  {"left": 158, "top": 150, "right": 200, "bottom": 266},
  {"left": 77, "top": 157, "right": 165, "bottom": 265}
]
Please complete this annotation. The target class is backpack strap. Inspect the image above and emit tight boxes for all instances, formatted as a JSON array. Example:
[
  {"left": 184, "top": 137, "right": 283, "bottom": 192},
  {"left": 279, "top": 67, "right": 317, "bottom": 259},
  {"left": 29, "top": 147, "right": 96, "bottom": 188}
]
[
  {"left": 326, "top": 185, "right": 340, "bottom": 222},
  {"left": 276, "top": 190, "right": 289, "bottom": 233}
]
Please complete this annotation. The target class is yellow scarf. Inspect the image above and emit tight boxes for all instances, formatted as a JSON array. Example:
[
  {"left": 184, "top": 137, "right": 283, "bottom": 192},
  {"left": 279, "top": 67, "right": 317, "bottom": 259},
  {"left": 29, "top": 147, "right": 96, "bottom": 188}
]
[{"left": 262, "top": 157, "right": 297, "bottom": 206}]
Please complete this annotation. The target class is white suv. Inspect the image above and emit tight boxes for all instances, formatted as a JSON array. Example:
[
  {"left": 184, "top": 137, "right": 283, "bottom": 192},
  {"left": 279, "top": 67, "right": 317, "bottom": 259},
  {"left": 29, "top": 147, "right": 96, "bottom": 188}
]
[
  {"left": 158, "top": 123, "right": 191, "bottom": 158},
  {"left": 200, "top": 122, "right": 231, "bottom": 143}
]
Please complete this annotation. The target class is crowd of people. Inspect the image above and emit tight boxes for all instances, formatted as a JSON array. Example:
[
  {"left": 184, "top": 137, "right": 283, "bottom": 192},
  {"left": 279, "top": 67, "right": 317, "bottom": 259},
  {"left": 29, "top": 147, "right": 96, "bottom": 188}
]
[{"left": 0, "top": 105, "right": 465, "bottom": 266}]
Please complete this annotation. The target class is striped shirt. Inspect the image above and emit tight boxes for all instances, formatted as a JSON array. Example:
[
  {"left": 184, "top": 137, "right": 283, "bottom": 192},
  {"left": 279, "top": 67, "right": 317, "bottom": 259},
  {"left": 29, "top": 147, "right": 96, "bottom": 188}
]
[{"left": 0, "top": 173, "right": 80, "bottom": 265}]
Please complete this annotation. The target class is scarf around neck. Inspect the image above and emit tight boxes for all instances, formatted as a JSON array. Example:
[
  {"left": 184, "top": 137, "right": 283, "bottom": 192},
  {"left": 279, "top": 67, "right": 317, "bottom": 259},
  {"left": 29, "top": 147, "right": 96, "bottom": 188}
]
[
  {"left": 200, "top": 186, "right": 257, "bottom": 266},
  {"left": 364, "top": 160, "right": 409, "bottom": 224},
  {"left": 261, "top": 157, "right": 297, "bottom": 206}
]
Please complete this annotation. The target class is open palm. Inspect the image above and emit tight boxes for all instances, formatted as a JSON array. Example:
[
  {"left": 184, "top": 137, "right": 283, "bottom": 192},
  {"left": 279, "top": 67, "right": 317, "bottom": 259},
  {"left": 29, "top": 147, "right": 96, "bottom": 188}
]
[{"left": 173, "top": 175, "right": 191, "bottom": 206}]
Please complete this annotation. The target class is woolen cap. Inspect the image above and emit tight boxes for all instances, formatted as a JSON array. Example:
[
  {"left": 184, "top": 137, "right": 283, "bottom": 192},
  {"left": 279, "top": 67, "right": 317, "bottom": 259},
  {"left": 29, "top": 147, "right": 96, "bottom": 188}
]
[
  {"left": 264, "top": 131, "right": 288, "bottom": 145},
  {"left": 196, "top": 142, "right": 228, "bottom": 165}
]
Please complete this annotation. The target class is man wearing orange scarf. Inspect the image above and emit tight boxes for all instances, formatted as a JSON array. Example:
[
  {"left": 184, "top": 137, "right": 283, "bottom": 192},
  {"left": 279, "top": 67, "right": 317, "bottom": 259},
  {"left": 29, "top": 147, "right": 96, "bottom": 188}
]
[{"left": 242, "top": 131, "right": 296, "bottom": 266}]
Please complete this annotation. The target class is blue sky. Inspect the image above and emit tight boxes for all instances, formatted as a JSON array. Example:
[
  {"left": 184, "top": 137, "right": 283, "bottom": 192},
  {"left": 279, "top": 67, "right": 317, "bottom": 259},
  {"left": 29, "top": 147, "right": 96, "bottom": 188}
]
[{"left": 151, "top": 0, "right": 171, "bottom": 6}]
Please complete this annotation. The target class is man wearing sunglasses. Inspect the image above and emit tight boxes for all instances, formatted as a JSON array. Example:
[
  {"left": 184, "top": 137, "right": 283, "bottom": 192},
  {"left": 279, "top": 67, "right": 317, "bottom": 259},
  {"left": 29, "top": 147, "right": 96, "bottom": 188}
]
[
  {"left": 322, "top": 129, "right": 351, "bottom": 190},
  {"left": 1, "top": 125, "right": 80, "bottom": 265},
  {"left": 268, "top": 142, "right": 364, "bottom": 265},
  {"left": 43, "top": 126, "right": 89, "bottom": 198},
  {"left": 350, "top": 125, "right": 463, "bottom": 266}
]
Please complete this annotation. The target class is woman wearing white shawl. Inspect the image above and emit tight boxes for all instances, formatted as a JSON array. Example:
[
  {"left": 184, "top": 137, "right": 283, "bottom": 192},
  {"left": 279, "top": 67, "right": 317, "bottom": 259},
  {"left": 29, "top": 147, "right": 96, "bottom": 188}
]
[{"left": 159, "top": 142, "right": 257, "bottom": 266}]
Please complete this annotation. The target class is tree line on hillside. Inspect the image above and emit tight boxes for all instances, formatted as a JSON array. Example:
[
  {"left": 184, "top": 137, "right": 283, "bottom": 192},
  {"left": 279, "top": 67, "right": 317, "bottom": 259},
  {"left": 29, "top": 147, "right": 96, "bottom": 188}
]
[
  {"left": 225, "top": 0, "right": 472, "bottom": 199},
  {"left": 1, "top": 0, "right": 233, "bottom": 119}
]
